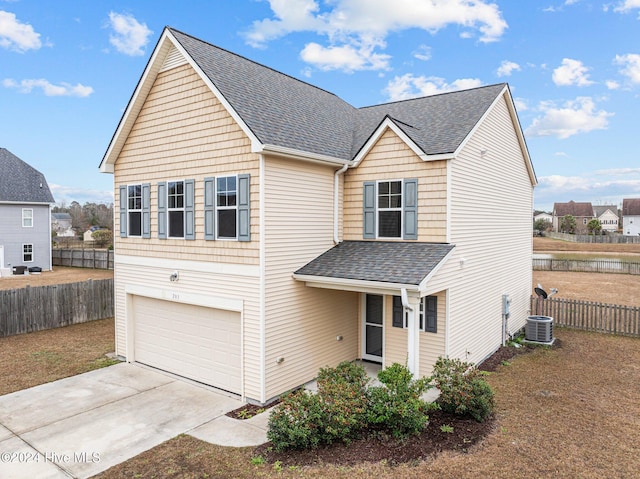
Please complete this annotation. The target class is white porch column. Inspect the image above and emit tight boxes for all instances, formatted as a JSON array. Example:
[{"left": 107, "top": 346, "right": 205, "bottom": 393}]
[{"left": 402, "top": 289, "right": 421, "bottom": 377}]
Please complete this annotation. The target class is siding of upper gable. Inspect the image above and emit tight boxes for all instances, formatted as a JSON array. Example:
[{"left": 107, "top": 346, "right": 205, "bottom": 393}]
[
  {"left": 263, "top": 155, "right": 358, "bottom": 401},
  {"left": 427, "top": 94, "right": 533, "bottom": 367},
  {"left": 343, "top": 128, "right": 447, "bottom": 242},
  {"left": 113, "top": 63, "right": 259, "bottom": 264}
]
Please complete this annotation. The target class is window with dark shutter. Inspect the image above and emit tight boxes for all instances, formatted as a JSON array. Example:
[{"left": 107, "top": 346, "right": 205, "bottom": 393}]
[{"left": 392, "top": 296, "right": 405, "bottom": 328}]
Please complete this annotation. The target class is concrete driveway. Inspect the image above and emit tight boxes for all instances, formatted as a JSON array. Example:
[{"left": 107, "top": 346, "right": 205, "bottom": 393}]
[{"left": 0, "top": 363, "right": 253, "bottom": 478}]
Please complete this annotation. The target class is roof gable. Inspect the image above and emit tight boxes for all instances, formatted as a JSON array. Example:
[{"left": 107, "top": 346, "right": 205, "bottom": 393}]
[
  {"left": 100, "top": 27, "right": 535, "bottom": 187},
  {"left": 0, "top": 148, "right": 55, "bottom": 204}
]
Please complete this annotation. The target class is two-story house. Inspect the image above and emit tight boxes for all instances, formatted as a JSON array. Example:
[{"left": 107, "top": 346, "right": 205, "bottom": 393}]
[
  {"left": 0, "top": 148, "right": 54, "bottom": 275},
  {"left": 100, "top": 28, "right": 536, "bottom": 405},
  {"left": 623, "top": 199, "right": 640, "bottom": 236},
  {"left": 552, "top": 201, "right": 594, "bottom": 233},
  {"left": 592, "top": 205, "right": 619, "bottom": 232}
]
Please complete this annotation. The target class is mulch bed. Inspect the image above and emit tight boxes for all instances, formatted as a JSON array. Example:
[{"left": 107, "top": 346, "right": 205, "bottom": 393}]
[
  {"left": 254, "top": 409, "right": 494, "bottom": 466},
  {"left": 226, "top": 399, "right": 281, "bottom": 420}
]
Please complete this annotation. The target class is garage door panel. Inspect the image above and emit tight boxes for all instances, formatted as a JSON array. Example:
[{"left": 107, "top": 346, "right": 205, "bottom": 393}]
[{"left": 133, "top": 296, "right": 241, "bottom": 394}]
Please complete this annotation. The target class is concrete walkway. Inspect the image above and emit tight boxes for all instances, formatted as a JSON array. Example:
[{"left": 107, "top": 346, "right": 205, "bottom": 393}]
[{"left": 0, "top": 363, "right": 269, "bottom": 479}]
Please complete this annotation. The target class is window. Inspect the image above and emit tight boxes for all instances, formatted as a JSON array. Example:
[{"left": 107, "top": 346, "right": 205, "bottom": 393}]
[
  {"left": 127, "top": 185, "right": 142, "bottom": 237},
  {"left": 217, "top": 176, "right": 237, "bottom": 239},
  {"left": 22, "top": 209, "right": 33, "bottom": 227},
  {"left": 363, "top": 179, "right": 417, "bottom": 240},
  {"left": 168, "top": 181, "right": 185, "bottom": 238},
  {"left": 377, "top": 180, "right": 402, "bottom": 238},
  {"left": 23, "top": 244, "right": 33, "bottom": 262},
  {"left": 392, "top": 295, "right": 437, "bottom": 333}
]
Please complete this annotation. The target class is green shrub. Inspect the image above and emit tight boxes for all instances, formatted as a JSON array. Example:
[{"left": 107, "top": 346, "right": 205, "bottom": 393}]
[
  {"left": 367, "top": 363, "right": 431, "bottom": 437},
  {"left": 266, "top": 389, "right": 325, "bottom": 451},
  {"left": 431, "top": 357, "right": 495, "bottom": 422}
]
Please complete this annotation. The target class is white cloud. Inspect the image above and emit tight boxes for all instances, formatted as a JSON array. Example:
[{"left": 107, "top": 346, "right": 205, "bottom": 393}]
[
  {"left": 384, "top": 74, "right": 483, "bottom": 101},
  {"left": 0, "top": 10, "right": 41, "bottom": 52},
  {"left": 606, "top": 79, "right": 620, "bottom": 89},
  {"left": 3, "top": 78, "right": 94, "bottom": 97},
  {"left": 413, "top": 44, "right": 432, "bottom": 61},
  {"left": 496, "top": 60, "right": 521, "bottom": 77},
  {"left": 614, "top": 53, "right": 640, "bottom": 83},
  {"left": 107, "top": 12, "right": 152, "bottom": 56},
  {"left": 50, "top": 184, "right": 114, "bottom": 205},
  {"left": 552, "top": 58, "right": 594, "bottom": 86},
  {"left": 525, "top": 97, "right": 613, "bottom": 139},
  {"left": 514, "top": 97, "right": 528, "bottom": 111},
  {"left": 614, "top": 0, "right": 640, "bottom": 13},
  {"left": 244, "top": 0, "right": 507, "bottom": 72},
  {"left": 300, "top": 40, "right": 391, "bottom": 71}
]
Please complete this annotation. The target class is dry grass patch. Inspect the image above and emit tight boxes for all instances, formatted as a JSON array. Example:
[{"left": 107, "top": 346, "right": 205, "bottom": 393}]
[
  {"left": 0, "top": 266, "right": 113, "bottom": 290},
  {"left": 0, "top": 318, "right": 116, "bottom": 396},
  {"left": 534, "top": 236, "right": 640, "bottom": 255},
  {"left": 95, "top": 329, "right": 640, "bottom": 479}
]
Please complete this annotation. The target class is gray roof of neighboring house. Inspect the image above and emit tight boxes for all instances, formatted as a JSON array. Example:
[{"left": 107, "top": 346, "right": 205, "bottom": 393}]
[
  {"left": 169, "top": 28, "right": 506, "bottom": 162},
  {"left": 294, "top": 241, "right": 455, "bottom": 285},
  {"left": 0, "top": 148, "right": 55, "bottom": 203},
  {"left": 52, "top": 212, "right": 72, "bottom": 220},
  {"left": 593, "top": 205, "right": 618, "bottom": 217},
  {"left": 553, "top": 201, "right": 594, "bottom": 218},
  {"left": 623, "top": 198, "right": 640, "bottom": 216}
]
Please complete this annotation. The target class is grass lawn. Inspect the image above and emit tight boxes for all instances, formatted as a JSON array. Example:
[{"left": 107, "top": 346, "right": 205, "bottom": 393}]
[
  {"left": 0, "top": 318, "right": 117, "bottom": 396},
  {"left": 94, "top": 328, "right": 640, "bottom": 479}
]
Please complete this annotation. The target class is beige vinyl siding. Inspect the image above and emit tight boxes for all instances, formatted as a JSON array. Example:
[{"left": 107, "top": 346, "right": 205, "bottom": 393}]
[
  {"left": 381, "top": 291, "right": 446, "bottom": 377},
  {"left": 264, "top": 156, "right": 358, "bottom": 401},
  {"left": 428, "top": 94, "right": 533, "bottom": 365},
  {"left": 113, "top": 259, "right": 262, "bottom": 400},
  {"left": 113, "top": 63, "right": 259, "bottom": 265},
  {"left": 343, "top": 128, "right": 447, "bottom": 242}
]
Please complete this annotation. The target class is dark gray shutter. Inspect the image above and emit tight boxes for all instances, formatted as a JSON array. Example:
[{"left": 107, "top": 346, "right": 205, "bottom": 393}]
[
  {"left": 119, "top": 185, "right": 127, "bottom": 237},
  {"left": 204, "top": 177, "right": 215, "bottom": 240},
  {"left": 142, "top": 183, "right": 151, "bottom": 238},
  {"left": 238, "top": 174, "right": 251, "bottom": 242},
  {"left": 185, "top": 179, "right": 195, "bottom": 240},
  {"left": 403, "top": 178, "right": 418, "bottom": 240},
  {"left": 157, "top": 182, "right": 167, "bottom": 239},
  {"left": 363, "top": 181, "right": 376, "bottom": 239},
  {"left": 425, "top": 296, "right": 437, "bottom": 333},
  {"left": 392, "top": 296, "right": 404, "bottom": 328}
]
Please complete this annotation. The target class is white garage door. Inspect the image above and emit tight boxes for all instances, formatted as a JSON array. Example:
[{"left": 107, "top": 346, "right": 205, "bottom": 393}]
[{"left": 133, "top": 296, "right": 241, "bottom": 394}]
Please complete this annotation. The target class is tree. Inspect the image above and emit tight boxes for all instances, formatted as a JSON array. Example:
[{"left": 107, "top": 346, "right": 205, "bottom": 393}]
[
  {"left": 587, "top": 218, "right": 602, "bottom": 235},
  {"left": 534, "top": 219, "right": 552, "bottom": 233},
  {"left": 91, "top": 229, "right": 113, "bottom": 248},
  {"left": 560, "top": 214, "right": 576, "bottom": 234}
]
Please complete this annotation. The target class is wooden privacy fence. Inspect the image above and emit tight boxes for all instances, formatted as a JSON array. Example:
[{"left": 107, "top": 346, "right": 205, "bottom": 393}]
[
  {"left": 530, "top": 296, "right": 640, "bottom": 337},
  {"left": 533, "top": 258, "right": 640, "bottom": 275},
  {"left": 52, "top": 248, "right": 114, "bottom": 270},
  {"left": 545, "top": 232, "right": 640, "bottom": 244},
  {"left": 0, "top": 279, "right": 114, "bottom": 337}
]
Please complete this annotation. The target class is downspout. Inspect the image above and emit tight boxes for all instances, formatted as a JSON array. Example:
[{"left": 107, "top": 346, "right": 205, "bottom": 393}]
[
  {"left": 334, "top": 164, "right": 349, "bottom": 244},
  {"left": 401, "top": 288, "right": 418, "bottom": 376}
]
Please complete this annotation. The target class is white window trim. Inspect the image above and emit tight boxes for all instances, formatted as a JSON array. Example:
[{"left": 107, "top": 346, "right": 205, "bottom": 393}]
[
  {"left": 22, "top": 208, "right": 33, "bottom": 228},
  {"left": 23, "top": 243, "right": 33, "bottom": 263},
  {"left": 127, "top": 184, "right": 142, "bottom": 237},
  {"left": 376, "top": 179, "right": 403, "bottom": 239},
  {"left": 216, "top": 174, "right": 238, "bottom": 240},
  {"left": 167, "top": 179, "right": 185, "bottom": 239}
]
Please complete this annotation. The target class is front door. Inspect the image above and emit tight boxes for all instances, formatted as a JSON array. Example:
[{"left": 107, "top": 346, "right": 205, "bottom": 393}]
[{"left": 362, "top": 294, "right": 383, "bottom": 362}]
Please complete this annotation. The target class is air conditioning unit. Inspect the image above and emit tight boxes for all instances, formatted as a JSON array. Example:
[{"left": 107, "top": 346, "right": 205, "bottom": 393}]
[{"left": 525, "top": 315, "right": 553, "bottom": 344}]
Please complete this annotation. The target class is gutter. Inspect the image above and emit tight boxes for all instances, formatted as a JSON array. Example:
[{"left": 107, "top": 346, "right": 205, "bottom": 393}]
[{"left": 334, "top": 164, "right": 349, "bottom": 244}]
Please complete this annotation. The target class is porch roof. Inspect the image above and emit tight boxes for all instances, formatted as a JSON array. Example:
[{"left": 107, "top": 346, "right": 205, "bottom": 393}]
[{"left": 293, "top": 241, "right": 455, "bottom": 292}]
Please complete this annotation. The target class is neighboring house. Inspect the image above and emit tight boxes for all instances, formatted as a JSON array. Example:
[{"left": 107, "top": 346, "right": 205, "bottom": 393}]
[
  {"left": 52, "top": 212, "right": 75, "bottom": 237},
  {"left": 534, "top": 212, "right": 552, "bottom": 224},
  {"left": 0, "top": 148, "right": 54, "bottom": 274},
  {"left": 99, "top": 28, "right": 536, "bottom": 404},
  {"left": 622, "top": 199, "right": 640, "bottom": 236},
  {"left": 83, "top": 226, "right": 103, "bottom": 242},
  {"left": 592, "top": 205, "right": 619, "bottom": 232},
  {"left": 552, "top": 201, "right": 594, "bottom": 233}
]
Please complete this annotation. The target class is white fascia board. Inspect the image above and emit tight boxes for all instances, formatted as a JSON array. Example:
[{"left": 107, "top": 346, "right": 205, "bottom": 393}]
[
  {"left": 351, "top": 118, "right": 453, "bottom": 168},
  {"left": 257, "top": 144, "right": 351, "bottom": 167},
  {"left": 292, "top": 273, "right": 419, "bottom": 295},
  {"left": 418, "top": 246, "right": 456, "bottom": 294},
  {"left": 0, "top": 201, "right": 54, "bottom": 206},
  {"left": 115, "top": 253, "right": 260, "bottom": 277}
]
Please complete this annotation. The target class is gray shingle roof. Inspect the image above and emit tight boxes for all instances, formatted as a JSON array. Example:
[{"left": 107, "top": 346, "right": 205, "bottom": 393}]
[
  {"left": 294, "top": 241, "right": 455, "bottom": 285},
  {"left": 0, "top": 148, "right": 55, "bottom": 203},
  {"left": 623, "top": 198, "right": 640, "bottom": 216},
  {"left": 553, "top": 201, "right": 594, "bottom": 217},
  {"left": 169, "top": 28, "right": 506, "bottom": 162},
  {"left": 593, "top": 205, "right": 617, "bottom": 217}
]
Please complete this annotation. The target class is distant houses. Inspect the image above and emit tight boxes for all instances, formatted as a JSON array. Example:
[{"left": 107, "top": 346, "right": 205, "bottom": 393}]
[
  {"left": 622, "top": 199, "right": 640, "bottom": 236},
  {"left": 544, "top": 199, "right": 640, "bottom": 235}
]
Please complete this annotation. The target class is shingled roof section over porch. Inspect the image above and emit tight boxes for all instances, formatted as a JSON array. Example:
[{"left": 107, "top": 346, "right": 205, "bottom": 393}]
[{"left": 293, "top": 241, "right": 455, "bottom": 293}]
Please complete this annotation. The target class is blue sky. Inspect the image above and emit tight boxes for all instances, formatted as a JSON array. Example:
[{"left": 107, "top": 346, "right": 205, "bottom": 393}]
[{"left": 1, "top": 0, "right": 640, "bottom": 212}]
